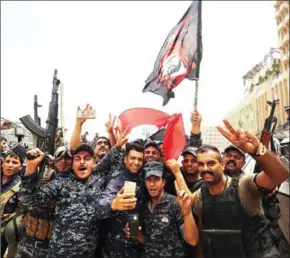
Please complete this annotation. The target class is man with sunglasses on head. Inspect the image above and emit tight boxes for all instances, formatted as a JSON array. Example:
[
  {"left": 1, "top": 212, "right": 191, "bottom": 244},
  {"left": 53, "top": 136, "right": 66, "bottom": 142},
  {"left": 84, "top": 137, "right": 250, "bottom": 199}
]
[{"left": 16, "top": 145, "right": 73, "bottom": 258}]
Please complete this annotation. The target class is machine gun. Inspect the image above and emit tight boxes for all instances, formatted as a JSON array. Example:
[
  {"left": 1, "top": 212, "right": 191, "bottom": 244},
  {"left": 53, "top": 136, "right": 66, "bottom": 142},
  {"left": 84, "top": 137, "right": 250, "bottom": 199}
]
[
  {"left": 254, "top": 98, "right": 279, "bottom": 173},
  {"left": 19, "top": 69, "right": 60, "bottom": 191}
]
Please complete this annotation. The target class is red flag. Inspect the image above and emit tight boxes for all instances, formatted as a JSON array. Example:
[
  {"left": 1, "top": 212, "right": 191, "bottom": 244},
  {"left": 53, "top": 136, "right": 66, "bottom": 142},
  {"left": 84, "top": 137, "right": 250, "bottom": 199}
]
[
  {"left": 117, "top": 108, "right": 186, "bottom": 160},
  {"left": 163, "top": 114, "right": 186, "bottom": 160},
  {"left": 143, "top": 1, "right": 203, "bottom": 106}
]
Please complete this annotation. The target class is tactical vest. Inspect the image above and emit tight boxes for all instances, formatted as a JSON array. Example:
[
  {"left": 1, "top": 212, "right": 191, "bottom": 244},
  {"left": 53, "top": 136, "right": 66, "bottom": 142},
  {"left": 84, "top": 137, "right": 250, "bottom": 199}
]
[
  {"left": 1, "top": 182, "right": 21, "bottom": 234},
  {"left": 200, "top": 177, "right": 272, "bottom": 258},
  {"left": 22, "top": 202, "right": 55, "bottom": 241}
]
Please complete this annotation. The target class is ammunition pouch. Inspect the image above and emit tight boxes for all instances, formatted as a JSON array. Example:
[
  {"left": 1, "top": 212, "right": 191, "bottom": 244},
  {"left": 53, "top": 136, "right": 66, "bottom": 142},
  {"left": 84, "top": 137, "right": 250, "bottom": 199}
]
[
  {"left": 201, "top": 229, "right": 246, "bottom": 258},
  {"left": 22, "top": 215, "right": 54, "bottom": 241}
]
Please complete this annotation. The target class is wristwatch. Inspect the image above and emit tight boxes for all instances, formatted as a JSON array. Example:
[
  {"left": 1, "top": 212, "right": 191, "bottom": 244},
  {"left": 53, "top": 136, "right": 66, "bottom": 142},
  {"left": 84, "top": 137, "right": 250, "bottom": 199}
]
[{"left": 250, "top": 143, "right": 267, "bottom": 158}]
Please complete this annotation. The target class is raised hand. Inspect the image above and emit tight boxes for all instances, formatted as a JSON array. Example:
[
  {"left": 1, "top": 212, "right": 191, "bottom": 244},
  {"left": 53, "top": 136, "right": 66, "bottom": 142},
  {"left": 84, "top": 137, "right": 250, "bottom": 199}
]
[
  {"left": 217, "top": 119, "right": 260, "bottom": 154},
  {"left": 190, "top": 109, "right": 202, "bottom": 125},
  {"left": 105, "top": 114, "right": 116, "bottom": 133},
  {"left": 166, "top": 159, "right": 181, "bottom": 175},
  {"left": 175, "top": 181, "right": 193, "bottom": 216},
  {"left": 115, "top": 122, "right": 129, "bottom": 148},
  {"left": 25, "top": 148, "right": 46, "bottom": 176},
  {"left": 76, "top": 104, "right": 92, "bottom": 125}
]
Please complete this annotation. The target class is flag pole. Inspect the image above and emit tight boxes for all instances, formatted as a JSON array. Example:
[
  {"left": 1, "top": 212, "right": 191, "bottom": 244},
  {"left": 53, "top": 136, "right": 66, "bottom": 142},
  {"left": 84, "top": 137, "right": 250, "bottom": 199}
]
[
  {"left": 194, "top": 0, "right": 202, "bottom": 112},
  {"left": 194, "top": 79, "right": 199, "bottom": 111}
]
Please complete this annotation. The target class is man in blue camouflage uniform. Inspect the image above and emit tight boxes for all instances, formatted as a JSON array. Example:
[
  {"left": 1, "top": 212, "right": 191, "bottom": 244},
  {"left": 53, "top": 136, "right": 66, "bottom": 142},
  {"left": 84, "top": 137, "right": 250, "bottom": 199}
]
[
  {"left": 125, "top": 161, "right": 198, "bottom": 258},
  {"left": 19, "top": 142, "right": 125, "bottom": 258},
  {"left": 96, "top": 142, "right": 146, "bottom": 258},
  {"left": 15, "top": 145, "right": 73, "bottom": 258}
]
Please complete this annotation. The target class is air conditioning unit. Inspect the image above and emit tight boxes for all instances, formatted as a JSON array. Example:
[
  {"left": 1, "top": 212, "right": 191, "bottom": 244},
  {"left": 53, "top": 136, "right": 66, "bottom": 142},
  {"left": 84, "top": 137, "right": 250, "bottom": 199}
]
[{"left": 15, "top": 127, "right": 25, "bottom": 136}]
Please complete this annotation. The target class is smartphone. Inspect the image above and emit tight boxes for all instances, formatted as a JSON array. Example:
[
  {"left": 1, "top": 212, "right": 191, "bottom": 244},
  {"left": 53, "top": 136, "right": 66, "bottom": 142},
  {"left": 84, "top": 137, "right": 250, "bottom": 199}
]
[
  {"left": 124, "top": 181, "right": 136, "bottom": 195},
  {"left": 77, "top": 109, "right": 96, "bottom": 119},
  {"left": 128, "top": 214, "right": 139, "bottom": 237}
]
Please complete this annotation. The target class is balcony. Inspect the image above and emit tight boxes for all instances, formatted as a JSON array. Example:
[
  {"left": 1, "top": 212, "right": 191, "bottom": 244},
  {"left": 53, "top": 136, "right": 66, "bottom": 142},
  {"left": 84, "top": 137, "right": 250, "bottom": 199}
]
[
  {"left": 280, "top": 0, "right": 289, "bottom": 15},
  {"left": 274, "top": 0, "right": 283, "bottom": 9},
  {"left": 282, "top": 32, "right": 289, "bottom": 48},
  {"left": 278, "top": 20, "right": 287, "bottom": 35},
  {"left": 281, "top": 52, "right": 289, "bottom": 66},
  {"left": 281, "top": 0, "right": 289, "bottom": 15}
]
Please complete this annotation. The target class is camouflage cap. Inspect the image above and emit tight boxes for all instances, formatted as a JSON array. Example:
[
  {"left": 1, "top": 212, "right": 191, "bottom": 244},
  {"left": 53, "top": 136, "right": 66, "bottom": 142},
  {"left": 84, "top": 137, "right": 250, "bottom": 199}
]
[
  {"left": 73, "top": 144, "right": 94, "bottom": 157},
  {"left": 182, "top": 146, "right": 198, "bottom": 157},
  {"left": 224, "top": 145, "right": 245, "bottom": 159},
  {"left": 143, "top": 161, "right": 163, "bottom": 179},
  {"left": 144, "top": 141, "right": 161, "bottom": 152},
  {"left": 284, "top": 105, "right": 290, "bottom": 111}
]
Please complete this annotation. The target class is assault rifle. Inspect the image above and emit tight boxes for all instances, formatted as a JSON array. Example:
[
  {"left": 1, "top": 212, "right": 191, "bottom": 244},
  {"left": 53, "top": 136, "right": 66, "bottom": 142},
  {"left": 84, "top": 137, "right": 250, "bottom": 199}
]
[
  {"left": 254, "top": 98, "right": 279, "bottom": 173},
  {"left": 19, "top": 69, "right": 60, "bottom": 191}
]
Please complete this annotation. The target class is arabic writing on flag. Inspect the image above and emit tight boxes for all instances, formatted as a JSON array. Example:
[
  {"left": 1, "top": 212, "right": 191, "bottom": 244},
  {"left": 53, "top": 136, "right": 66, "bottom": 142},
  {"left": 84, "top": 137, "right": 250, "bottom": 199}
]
[{"left": 143, "top": 0, "right": 203, "bottom": 106}]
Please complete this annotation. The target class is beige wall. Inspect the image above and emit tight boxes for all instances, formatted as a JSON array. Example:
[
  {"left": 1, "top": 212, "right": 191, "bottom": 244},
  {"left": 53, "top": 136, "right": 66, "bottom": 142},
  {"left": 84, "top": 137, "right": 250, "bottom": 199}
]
[{"left": 226, "top": 1, "right": 289, "bottom": 136}]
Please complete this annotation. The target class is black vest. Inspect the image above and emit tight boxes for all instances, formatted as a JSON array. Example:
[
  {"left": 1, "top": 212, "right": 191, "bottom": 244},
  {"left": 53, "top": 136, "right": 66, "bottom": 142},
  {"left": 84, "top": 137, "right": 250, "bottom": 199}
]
[{"left": 200, "top": 177, "right": 272, "bottom": 258}]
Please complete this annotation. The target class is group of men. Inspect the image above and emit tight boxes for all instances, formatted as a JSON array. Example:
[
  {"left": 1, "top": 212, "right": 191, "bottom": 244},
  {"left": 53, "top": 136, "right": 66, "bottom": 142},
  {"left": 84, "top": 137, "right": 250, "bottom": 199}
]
[{"left": 1, "top": 105, "right": 289, "bottom": 258}]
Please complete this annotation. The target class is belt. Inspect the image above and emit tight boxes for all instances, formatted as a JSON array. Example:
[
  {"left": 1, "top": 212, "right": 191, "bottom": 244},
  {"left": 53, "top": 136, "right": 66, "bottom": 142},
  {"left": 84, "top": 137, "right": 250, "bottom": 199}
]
[{"left": 25, "top": 236, "right": 50, "bottom": 250}]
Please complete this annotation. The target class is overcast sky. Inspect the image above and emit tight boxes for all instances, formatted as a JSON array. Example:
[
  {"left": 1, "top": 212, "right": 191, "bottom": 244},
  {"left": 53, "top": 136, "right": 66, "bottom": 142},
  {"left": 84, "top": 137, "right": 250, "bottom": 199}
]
[{"left": 1, "top": 1, "right": 277, "bottom": 141}]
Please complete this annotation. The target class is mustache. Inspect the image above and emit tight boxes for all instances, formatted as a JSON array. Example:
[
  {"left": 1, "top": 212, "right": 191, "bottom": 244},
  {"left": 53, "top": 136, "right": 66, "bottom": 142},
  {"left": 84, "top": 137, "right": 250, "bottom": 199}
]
[
  {"left": 201, "top": 171, "right": 214, "bottom": 177},
  {"left": 226, "top": 160, "right": 236, "bottom": 166}
]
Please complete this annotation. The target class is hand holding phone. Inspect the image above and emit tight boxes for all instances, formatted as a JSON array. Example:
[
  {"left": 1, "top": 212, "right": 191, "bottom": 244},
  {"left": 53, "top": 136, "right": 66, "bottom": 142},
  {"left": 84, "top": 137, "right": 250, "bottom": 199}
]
[
  {"left": 128, "top": 214, "right": 140, "bottom": 237},
  {"left": 124, "top": 181, "right": 136, "bottom": 195}
]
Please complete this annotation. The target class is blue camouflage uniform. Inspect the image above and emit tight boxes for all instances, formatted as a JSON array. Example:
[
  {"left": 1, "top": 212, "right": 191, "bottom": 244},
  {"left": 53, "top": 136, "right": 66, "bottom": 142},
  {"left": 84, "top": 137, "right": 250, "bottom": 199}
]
[
  {"left": 142, "top": 193, "right": 186, "bottom": 258},
  {"left": 141, "top": 162, "right": 186, "bottom": 258},
  {"left": 96, "top": 166, "right": 146, "bottom": 258},
  {"left": 19, "top": 146, "right": 123, "bottom": 258}
]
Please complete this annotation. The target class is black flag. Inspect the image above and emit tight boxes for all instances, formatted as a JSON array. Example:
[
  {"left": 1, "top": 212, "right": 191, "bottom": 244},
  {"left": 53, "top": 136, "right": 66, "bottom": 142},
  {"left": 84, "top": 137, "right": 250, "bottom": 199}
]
[{"left": 143, "top": 1, "right": 202, "bottom": 106}]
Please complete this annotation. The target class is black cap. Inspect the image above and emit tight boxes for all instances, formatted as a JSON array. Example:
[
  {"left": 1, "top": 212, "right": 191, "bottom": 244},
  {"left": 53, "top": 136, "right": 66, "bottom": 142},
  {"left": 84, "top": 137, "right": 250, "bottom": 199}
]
[
  {"left": 284, "top": 105, "right": 290, "bottom": 111},
  {"left": 143, "top": 161, "right": 164, "bottom": 179},
  {"left": 224, "top": 145, "right": 245, "bottom": 159},
  {"left": 73, "top": 144, "right": 94, "bottom": 157},
  {"left": 144, "top": 141, "right": 161, "bottom": 152},
  {"left": 182, "top": 147, "right": 198, "bottom": 157}
]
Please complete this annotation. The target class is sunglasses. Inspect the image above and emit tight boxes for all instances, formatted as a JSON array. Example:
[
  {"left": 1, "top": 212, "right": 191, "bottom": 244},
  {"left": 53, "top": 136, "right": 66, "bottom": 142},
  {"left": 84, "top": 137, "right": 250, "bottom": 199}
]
[{"left": 55, "top": 146, "right": 72, "bottom": 160}]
